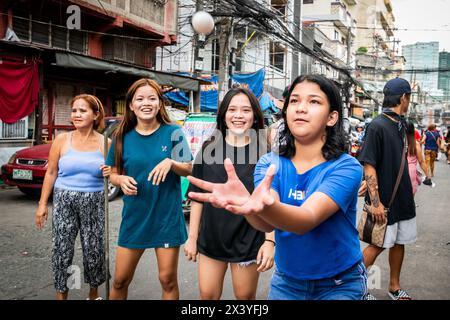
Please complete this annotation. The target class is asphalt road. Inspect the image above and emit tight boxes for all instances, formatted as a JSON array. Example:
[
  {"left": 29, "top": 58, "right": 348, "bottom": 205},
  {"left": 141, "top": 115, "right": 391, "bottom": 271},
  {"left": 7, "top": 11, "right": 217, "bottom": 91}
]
[{"left": 0, "top": 159, "right": 449, "bottom": 300}]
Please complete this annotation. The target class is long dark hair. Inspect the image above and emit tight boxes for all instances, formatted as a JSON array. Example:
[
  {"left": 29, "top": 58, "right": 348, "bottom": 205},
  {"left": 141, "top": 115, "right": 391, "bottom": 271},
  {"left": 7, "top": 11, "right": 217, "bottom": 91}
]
[
  {"left": 114, "top": 78, "right": 171, "bottom": 174},
  {"left": 279, "top": 74, "right": 348, "bottom": 160},
  {"left": 406, "top": 121, "right": 417, "bottom": 157}
]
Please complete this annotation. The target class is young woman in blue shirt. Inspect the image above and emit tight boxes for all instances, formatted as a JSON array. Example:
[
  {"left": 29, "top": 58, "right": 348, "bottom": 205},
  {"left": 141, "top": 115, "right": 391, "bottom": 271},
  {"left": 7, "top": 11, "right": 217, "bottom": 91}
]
[{"left": 187, "top": 74, "right": 367, "bottom": 300}]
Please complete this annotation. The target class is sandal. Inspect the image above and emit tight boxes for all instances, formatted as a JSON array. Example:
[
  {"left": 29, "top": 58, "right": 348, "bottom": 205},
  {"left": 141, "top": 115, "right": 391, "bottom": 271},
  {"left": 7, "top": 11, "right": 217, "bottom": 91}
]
[{"left": 388, "top": 289, "right": 412, "bottom": 300}]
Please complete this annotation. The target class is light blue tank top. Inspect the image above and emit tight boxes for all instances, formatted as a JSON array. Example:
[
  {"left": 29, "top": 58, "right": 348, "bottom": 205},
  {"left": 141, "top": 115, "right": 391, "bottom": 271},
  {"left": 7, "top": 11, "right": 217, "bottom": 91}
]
[{"left": 54, "top": 132, "right": 104, "bottom": 192}]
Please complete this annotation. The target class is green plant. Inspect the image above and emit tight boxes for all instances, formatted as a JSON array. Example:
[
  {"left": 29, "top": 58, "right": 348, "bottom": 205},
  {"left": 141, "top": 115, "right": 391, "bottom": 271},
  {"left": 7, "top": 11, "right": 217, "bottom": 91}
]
[{"left": 357, "top": 46, "right": 368, "bottom": 54}]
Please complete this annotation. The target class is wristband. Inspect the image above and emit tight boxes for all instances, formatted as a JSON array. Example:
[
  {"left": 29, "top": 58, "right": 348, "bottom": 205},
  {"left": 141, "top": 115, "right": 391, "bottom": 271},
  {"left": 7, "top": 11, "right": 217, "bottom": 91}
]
[{"left": 265, "top": 239, "right": 276, "bottom": 246}]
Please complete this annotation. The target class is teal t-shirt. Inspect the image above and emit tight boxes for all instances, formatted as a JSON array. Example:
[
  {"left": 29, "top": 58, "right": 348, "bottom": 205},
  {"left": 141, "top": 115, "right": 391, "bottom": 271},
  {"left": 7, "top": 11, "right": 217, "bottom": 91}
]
[{"left": 106, "top": 124, "right": 192, "bottom": 248}]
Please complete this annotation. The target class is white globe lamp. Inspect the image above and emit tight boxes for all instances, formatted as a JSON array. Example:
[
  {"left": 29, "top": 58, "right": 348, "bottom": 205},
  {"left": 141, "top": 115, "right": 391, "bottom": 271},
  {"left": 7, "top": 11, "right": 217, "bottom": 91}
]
[{"left": 191, "top": 11, "right": 215, "bottom": 35}]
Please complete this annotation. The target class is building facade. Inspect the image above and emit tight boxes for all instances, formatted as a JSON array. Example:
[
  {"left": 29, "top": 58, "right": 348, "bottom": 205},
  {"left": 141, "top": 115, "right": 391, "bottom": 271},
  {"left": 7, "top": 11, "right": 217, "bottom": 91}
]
[
  {"left": 348, "top": 0, "right": 397, "bottom": 114},
  {"left": 402, "top": 41, "right": 439, "bottom": 92},
  {"left": 0, "top": 0, "right": 204, "bottom": 165},
  {"left": 438, "top": 51, "right": 450, "bottom": 101}
]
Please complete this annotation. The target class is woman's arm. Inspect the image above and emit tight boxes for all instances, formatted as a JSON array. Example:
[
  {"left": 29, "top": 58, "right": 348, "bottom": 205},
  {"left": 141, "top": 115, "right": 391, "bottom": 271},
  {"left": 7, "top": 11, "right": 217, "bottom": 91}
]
[
  {"left": 171, "top": 160, "right": 193, "bottom": 177},
  {"left": 184, "top": 201, "right": 203, "bottom": 262},
  {"left": 256, "top": 230, "right": 275, "bottom": 272},
  {"left": 189, "top": 158, "right": 363, "bottom": 235},
  {"left": 255, "top": 192, "right": 340, "bottom": 235},
  {"left": 35, "top": 134, "right": 64, "bottom": 229},
  {"left": 109, "top": 167, "right": 138, "bottom": 196},
  {"left": 148, "top": 159, "right": 192, "bottom": 185},
  {"left": 243, "top": 189, "right": 279, "bottom": 233}
]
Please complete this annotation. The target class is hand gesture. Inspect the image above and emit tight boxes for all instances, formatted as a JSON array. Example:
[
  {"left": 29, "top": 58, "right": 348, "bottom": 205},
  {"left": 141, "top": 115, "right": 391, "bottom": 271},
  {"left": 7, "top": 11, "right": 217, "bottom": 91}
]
[
  {"left": 119, "top": 175, "right": 138, "bottom": 196},
  {"left": 187, "top": 158, "right": 276, "bottom": 215},
  {"left": 35, "top": 204, "right": 48, "bottom": 230},
  {"left": 183, "top": 237, "right": 198, "bottom": 262},
  {"left": 100, "top": 165, "right": 111, "bottom": 178},
  {"left": 187, "top": 158, "right": 251, "bottom": 209},
  {"left": 256, "top": 241, "right": 275, "bottom": 272},
  {"left": 148, "top": 158, "right": 173, "bottom": 185}
]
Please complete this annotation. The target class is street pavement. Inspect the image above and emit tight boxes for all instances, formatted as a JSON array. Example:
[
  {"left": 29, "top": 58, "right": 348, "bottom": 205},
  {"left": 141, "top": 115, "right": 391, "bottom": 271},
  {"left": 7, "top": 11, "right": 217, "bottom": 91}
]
[{"left": 0, "top": 158, "right": 449, "bottom": 300}]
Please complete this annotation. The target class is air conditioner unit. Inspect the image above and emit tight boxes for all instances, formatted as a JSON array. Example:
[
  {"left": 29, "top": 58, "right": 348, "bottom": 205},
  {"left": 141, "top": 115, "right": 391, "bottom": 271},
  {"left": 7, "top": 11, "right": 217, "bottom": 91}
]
[{"left": 0, "top": 117, "right": 28, "bottom": 139}]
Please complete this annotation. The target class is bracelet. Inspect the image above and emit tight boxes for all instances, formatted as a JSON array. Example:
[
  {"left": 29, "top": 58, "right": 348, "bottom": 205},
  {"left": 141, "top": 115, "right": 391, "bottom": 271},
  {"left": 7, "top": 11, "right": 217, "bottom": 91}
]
[{"left": 264, "top": 239, "right": 276, "bottom": 246}]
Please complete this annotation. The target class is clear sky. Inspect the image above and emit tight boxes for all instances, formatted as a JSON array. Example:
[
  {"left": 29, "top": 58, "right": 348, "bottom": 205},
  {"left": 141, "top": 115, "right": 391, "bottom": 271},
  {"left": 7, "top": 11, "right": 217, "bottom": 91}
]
[{"left": 392, "top": 0, "right": 450, "bottom": 54}]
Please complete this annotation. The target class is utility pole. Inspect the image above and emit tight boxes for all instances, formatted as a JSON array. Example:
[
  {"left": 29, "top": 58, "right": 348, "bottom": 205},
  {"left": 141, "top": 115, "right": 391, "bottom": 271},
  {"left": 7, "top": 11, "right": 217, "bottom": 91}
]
[
  {"left": 291, "top": 0, "right": 302, "bottom": 81},
  {"left": 228, "top": 26, "right": 235, "bottom": 90},
  {"left": 191, "top": 0, "right": 204, "bottom": 112},
  {"left": 217, "top": 18, "right": 233, "bottom": 99},
  {"left": 374, "top": 35, "right": 381, "bottom": 115},
  {"left": 344, "top": 26, "right": 352, "bottom": 120}
]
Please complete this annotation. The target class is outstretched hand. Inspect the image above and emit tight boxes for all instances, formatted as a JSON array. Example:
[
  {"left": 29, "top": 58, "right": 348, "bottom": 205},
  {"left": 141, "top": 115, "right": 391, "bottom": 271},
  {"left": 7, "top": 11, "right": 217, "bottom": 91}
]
[{"left": 187, "top": 158, "right": 276, "bottom": 215}]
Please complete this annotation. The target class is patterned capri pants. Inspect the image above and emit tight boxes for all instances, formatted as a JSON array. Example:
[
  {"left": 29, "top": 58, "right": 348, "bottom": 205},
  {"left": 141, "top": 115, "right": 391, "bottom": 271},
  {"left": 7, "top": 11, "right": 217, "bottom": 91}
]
[{"left": 52, "top": 188, "right": 106, "bottom": 292}]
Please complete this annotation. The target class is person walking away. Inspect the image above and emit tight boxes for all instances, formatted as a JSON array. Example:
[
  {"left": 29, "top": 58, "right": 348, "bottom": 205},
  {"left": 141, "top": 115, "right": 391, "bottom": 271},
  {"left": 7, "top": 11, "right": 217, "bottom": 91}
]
[
  {"left": 406, "top": 122, "right": 431, "bottom": 195},
  {"left": 421, "top": 124, "right": 441, "bottom": 176},
  {"left": 358, "top": 77, "right": 416, "bottom": 300},
  {"left": 35, "top": 94, "right": 109, "bottom": 300}
]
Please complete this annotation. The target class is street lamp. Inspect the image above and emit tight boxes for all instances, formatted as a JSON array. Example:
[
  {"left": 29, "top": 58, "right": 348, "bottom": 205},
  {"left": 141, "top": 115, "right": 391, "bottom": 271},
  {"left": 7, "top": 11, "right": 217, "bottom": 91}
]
[
  {"left": 190, "top": 10, "right": 215, "bottom": 112},
  {"left": 191, "top": 11, "right": 215, "bottom": 35}
]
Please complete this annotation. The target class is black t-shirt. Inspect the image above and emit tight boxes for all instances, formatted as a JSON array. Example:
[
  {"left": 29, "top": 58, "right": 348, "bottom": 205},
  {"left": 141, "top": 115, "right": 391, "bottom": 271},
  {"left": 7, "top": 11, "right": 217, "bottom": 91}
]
[
  {"left": 358, "top": 114, "right": 416, "bottom": 225},
  {"left": 188, "top": 140, "right": 265, "bottom": 262}
]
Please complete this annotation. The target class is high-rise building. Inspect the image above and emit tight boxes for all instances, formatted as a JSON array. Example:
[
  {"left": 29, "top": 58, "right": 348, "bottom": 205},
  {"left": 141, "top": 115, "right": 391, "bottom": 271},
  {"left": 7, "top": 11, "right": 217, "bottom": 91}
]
[
  {"left": 438, "top": 51, "right": 450, "bottom": 101},
  {"left": 402, "top": 42, "right": 439, "bottom": 91}
]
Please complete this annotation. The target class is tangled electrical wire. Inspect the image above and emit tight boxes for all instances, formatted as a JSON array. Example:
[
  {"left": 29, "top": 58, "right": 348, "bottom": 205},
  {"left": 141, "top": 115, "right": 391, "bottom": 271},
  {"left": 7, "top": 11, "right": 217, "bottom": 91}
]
[{"left": 205, "top": 0, "right": 378, "bottom": 102}]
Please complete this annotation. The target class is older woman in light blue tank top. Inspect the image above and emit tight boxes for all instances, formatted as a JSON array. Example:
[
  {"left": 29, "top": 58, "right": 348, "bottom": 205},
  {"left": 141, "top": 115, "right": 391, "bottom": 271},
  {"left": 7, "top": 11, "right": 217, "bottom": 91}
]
[{"left": 35, "top": 94, "right": 110, "bottom": 300}]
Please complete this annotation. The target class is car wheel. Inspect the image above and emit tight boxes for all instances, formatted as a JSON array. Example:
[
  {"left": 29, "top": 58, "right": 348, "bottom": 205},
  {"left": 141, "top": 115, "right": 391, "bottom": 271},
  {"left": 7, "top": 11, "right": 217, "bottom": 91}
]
[{"left": 108, "top": 181, "right": 120, "bottom": 201}]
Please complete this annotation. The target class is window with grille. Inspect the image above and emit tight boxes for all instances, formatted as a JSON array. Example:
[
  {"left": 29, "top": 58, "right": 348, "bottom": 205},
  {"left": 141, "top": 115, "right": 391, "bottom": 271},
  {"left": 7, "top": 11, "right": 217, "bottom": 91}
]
[
  {"left": 211, "top": 39, "right": 220, "bottom": 73},
  {"left": 269, "top": 41, "right": 285, "bottom": 72},
  {"left": 103, "top": 37, "right": 149, "bottom": 66},
  {"left": 235, "top": 41, "right": 244, "bottom": 72},
  {"left": 69, "top": 30, "right": 86, "bottom": 53},
  {"left": 32, "top": 20, "right": 49, "bottom": 45},
  {"left": 12, "top": 10, "right": 30, "bottom": 41},
  {"left": 11, "top": 10, "right": 86, "bottom": 53},
  {"left": 52, "top": 25, "right": 67, "bottom": 49},
  {"left": 0, "top": 118, "right": 28, "bottom": 139}
]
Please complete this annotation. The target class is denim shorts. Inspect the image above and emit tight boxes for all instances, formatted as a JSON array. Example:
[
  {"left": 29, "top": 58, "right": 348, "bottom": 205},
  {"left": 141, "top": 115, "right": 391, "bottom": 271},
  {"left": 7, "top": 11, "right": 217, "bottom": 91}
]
[{"left": 268, "top": 260, "right": 368, "bottom": 300}]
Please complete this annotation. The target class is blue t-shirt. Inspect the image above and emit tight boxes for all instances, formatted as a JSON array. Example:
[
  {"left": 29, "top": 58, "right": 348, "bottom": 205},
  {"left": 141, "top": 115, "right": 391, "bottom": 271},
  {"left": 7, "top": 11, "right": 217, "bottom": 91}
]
[
  {"left": 424, "top": 131, "right": 440, "bottom": 151},
  {"left": 106, "top": 124, "right": 192, "bottom": 249},
  {"left": 254, "top": 152, "right": 363, "bottom": 280}
]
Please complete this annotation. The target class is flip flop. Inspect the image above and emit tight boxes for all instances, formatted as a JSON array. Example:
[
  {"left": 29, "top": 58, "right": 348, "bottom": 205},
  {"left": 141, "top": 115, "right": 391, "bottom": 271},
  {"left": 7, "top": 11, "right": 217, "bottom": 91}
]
[{"left": 388, "top": 289, "right": 412, "bottom": 300}]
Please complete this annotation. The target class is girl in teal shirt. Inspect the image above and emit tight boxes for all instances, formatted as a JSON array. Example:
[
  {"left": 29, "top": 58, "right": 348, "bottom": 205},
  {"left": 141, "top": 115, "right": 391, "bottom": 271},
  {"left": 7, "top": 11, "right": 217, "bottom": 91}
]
[{"left": 106, "top": 78, "right": 192, "bottom": 299}]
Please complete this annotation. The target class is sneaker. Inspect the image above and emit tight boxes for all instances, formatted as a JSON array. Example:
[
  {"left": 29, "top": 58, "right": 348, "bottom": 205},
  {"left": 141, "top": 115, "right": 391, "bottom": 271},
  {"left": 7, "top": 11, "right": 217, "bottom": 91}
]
[{"left": 364, "top": 293, "right": 377, "bottom": 300}]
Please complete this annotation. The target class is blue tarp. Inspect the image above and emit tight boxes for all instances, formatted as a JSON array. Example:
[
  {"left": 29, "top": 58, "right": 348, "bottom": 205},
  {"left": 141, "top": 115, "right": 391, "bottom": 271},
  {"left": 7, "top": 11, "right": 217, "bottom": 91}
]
[
  {"left": 230, "top": 69, "right": 265, "bottom": 98},
  {"left": 165, "top": 74, "right": 219, "bottom": 111},
  {"left": 165, "top": 69, "right": 275, "bottom": 112}
]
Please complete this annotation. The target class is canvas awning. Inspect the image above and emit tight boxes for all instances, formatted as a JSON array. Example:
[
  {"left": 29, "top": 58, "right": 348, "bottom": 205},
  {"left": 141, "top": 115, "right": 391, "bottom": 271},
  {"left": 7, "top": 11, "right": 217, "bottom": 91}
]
[{"left": 54, "top": 52, "right": 208, "bottom": 92}]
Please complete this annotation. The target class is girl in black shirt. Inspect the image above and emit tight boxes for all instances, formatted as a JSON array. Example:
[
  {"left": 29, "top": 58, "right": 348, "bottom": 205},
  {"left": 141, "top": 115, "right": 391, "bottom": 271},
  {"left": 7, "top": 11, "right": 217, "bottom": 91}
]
[{"left": 184, "top": 88, "right": 275, "bottom": 299}]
